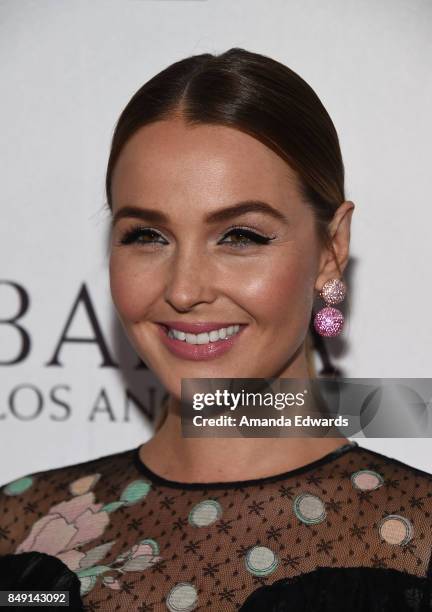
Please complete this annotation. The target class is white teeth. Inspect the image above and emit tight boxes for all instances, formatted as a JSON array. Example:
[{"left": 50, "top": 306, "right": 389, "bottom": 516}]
[{"left": 167, "top": 324, "right": 241, "bottom": 344}]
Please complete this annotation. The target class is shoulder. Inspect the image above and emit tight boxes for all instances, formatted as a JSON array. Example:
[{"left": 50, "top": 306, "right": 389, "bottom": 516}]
[
  {"left": 0, "top": 445, "right": 140, "bottom": 556},
  {"left": 340, "top": 444, "right": 432, "bottom": 576},
  {"left": 349, "top": 443, "right": 432, "bottom": 487},
  {"left": 271, "top": 442, "right": 432, "bottom": 578},
  {"left": 0, "top": 445, "right": 138, "bottom": 498},
  {"left": 346, "top": 443, "right": 432, "bottom": 519}
]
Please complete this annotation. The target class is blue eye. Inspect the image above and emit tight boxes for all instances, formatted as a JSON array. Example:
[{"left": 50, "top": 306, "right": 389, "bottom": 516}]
[{"left": 220, "top": 228, "right": 274, "bottom": 247}]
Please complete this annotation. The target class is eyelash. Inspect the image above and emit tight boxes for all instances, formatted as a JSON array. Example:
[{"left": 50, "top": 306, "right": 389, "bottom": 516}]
[{"left": 117, "top": 225, "right": 276, "bottom": 249}]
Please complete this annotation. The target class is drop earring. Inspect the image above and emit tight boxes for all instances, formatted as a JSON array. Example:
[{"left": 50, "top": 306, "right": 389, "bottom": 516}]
[{"left": 313, "top": 278, "right": 346, "bottom": 337}]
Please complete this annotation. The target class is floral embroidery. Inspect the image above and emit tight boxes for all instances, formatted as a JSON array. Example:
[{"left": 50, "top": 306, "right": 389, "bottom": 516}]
[
  {"left": 14, "top": 472, "right": 159, "bottom": 596},
  {"left": 16, "top": 473, "right": 110, "bottom": 568},
  {"left": 3, "top": 476, "right": 34, "bottom": 496},
  {"left": 70, "top": 474, "right": 101, "bottom": 496},
  {"left": 77, "top": 538, "right": 161, "bottom": 596}
]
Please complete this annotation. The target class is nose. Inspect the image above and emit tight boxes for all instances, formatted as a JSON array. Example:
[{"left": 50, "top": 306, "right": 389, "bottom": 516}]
[{"left": 164, "top": 244, "right": 217, "bottom": 312}]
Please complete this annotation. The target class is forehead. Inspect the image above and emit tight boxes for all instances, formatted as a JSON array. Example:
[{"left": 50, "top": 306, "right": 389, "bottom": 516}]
[{"left": 110, "top": 116, "right": 302, "bottom": 211}]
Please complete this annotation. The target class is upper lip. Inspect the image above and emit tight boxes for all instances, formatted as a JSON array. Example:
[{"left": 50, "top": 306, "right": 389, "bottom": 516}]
[{"left": 157, "top": 321, "right": 246, "bottom": 334}]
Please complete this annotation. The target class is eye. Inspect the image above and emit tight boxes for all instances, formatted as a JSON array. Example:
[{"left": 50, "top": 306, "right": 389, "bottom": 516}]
[
  {"left": 117, "top": 226, "right": 167, "bottom": 246},
  {"left": 219, "top": 227, "right": 275, "bottom": 248}
]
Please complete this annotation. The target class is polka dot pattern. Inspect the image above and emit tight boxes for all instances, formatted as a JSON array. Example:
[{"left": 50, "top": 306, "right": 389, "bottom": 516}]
[
  {"left": 293, "top": 493, "right": 326, "bottom": 524},
  {"left": 351, "top": 469, "right": 384, "bottom": 491},
  {"left": 166, "top": 582, "right": 198, "bottom": 611},
  {"left": 379, "top": 515, "right": 413, "bottom": 546},
  {"left": 188, "top": 500, "right": 222, "bottom": 527},
  {"left": 1, "top": 442, "right": 431, "bottom": 611},
  {"left": 245, "top": 545, "right": 279, "bottom": 576}
]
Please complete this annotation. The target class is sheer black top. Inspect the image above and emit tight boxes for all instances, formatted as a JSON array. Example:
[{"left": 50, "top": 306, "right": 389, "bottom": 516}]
[{"left": 1, "top": 441, "right": 432, "bottom": 610}]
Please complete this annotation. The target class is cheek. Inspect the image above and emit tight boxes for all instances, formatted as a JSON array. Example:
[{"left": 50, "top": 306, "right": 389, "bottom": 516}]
[
  {"left": 109, "top": 254, "right": 161, "bottom": 323},
  {"left": 231, "top": 245, "right": 317, "bottom": 326}
]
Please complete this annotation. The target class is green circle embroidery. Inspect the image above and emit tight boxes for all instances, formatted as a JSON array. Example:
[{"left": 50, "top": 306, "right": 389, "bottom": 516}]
[
  {"left": 293, "top": 493, "right": 326, "bottom": 524},
  {"left": 188, "top": 500, "right": 222, "bottom": 527},
  {"left": 4, "top": 476, "right": 34, "bottom": 496},
  {"left": 166, "top": 582, "right": 198, "bottom": 611},
  {"left": 245, "top": 545, "right": 279, "bottom": 576}
]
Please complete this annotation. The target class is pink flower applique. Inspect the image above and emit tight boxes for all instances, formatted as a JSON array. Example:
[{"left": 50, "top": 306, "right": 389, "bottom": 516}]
[
  {"left": 14, "top": 472, "right": 158, "bottom": 597},
  {"left": 16, "top": 473, "right": 107, "bottom": 570}
]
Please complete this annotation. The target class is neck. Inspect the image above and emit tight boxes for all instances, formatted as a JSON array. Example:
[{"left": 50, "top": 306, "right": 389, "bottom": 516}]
[{"left": 138, "top": 344, "right": 349, "bottom": 483}]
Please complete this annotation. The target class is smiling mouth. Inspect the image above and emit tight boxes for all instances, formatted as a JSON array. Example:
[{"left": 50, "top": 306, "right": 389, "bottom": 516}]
[
  {"left": 159, "top": 323, "right": 244, "bottom": 344},
  {"left": 156, "top": 322, "right": 248, "bottom": 361}
]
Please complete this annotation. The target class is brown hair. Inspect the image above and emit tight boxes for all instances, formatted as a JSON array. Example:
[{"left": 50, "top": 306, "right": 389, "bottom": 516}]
[{"left": 105, "top": 48, "right": 347, "bottom": 428}]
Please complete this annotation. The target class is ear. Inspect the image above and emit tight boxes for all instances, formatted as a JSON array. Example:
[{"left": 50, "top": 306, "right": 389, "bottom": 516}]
[{"left": 315, "top": 201, "right": 355, "bottom": 291}]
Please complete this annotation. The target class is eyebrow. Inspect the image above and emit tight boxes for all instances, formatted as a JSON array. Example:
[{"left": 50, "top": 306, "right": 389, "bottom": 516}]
[{"left": 112, "top": 200, "right": 290, "bottom": 227}]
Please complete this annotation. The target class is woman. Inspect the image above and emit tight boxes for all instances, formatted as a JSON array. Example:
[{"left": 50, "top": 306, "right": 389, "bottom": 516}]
[{"left": 1, "top": 48, "right": 431, "bottom": 611}]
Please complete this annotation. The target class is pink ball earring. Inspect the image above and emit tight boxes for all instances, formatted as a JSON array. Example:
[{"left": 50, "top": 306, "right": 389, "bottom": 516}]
[{"left": 313, "top": 278, "right": 346, "bottom": 337}]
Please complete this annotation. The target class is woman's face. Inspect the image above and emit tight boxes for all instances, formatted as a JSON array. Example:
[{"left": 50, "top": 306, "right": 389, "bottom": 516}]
[{"left": 110, "top": 116, "right": 333, "bottom": 399}]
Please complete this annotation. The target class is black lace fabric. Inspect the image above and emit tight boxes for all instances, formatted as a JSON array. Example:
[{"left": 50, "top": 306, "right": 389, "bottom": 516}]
[{"left": 1, "top": 441, "right": 432, "bottom": 611}]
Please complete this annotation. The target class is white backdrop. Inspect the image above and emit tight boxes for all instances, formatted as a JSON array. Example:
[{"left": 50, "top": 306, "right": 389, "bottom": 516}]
[{"left": 1, "top": 0, "right": 431, "bottom": 484}]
